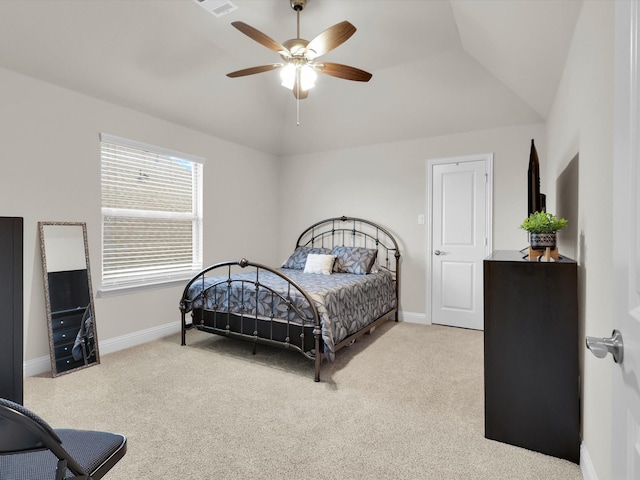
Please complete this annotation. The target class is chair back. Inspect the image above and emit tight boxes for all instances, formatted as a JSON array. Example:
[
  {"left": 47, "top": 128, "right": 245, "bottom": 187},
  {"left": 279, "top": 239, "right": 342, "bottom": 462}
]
[{"left": 0, "top": 398, "right": 63, "bottom": 454}]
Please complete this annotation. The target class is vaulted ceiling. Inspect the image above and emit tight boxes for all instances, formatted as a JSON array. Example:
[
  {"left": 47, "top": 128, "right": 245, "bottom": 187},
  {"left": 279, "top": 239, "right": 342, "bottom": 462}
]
[{"left": 0, "top": 0, "right": 582, "bottom": 156}]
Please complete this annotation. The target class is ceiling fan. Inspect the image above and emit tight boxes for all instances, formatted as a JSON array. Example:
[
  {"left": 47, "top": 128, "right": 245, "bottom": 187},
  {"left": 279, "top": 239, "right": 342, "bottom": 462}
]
[{"left": 226, "top": 0, "right": 372, "bottom": 100}]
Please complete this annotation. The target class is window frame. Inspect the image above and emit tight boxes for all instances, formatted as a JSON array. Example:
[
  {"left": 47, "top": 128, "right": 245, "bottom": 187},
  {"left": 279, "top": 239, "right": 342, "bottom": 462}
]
[{"left": 98, "top": 133, "right": 204, "bottom": 295}]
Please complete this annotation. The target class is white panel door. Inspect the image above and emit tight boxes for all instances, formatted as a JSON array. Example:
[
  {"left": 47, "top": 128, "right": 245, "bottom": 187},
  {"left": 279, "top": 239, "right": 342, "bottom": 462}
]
[
  {"left": 611, "top": 2, "right": 640, "bottom": 478},
  {"left": 429, "top": 156, "right": 491, "bottom": 330}
]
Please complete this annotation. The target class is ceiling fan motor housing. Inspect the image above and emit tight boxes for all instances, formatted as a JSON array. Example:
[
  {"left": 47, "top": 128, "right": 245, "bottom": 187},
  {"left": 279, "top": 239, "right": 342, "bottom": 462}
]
[{"left": 282, "top": 38, "right": 310, "bottom": 59}]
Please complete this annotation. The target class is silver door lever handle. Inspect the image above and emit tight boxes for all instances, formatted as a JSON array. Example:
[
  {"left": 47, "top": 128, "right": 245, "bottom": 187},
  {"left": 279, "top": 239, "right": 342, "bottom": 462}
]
[
  {"left": 586, "top": 330, "right": 623, "bottom": 364},
  {"left": 434, "top": 250, "right": 442, "bottom": 255}
]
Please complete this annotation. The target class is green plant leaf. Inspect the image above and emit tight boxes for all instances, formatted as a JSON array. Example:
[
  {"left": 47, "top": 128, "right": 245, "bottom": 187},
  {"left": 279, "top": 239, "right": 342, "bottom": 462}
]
[{"left": 520, "top": 211, "right": 568, "bottom": 233}]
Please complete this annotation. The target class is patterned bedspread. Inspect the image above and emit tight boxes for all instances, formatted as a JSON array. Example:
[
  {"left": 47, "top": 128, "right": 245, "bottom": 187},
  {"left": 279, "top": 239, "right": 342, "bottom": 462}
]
[{"left": 183, "top": 268, "right": 397, "bottom": 357}]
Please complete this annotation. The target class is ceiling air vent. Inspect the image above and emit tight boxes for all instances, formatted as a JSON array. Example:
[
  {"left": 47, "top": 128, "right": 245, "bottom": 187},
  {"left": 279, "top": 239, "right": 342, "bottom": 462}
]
[{"left": 193, "top": 0, "right": 238, "bottom": 17}]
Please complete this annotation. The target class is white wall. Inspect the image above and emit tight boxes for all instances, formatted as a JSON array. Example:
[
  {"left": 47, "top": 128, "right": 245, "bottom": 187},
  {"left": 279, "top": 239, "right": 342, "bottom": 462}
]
[
  {"left": 278, "top": 123, "right": 546, "bottom": 318},
  {"left": 546, "top": 1, "right": 614, "bottom": 478},
  {"left": 0, "top": 66, "right": 280, "bottom": 368}
]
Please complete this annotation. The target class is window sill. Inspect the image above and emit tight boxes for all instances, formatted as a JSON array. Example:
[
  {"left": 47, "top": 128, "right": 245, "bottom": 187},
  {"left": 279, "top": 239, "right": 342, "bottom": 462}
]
[{"left": 97, "top": 275, "right": 194, "bottom": 297}]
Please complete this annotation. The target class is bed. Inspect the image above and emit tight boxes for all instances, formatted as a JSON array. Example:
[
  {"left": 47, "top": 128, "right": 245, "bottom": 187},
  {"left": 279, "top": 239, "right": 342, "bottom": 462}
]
[{"left": 179, "top": 216, "right": 400, "bottom": 381}]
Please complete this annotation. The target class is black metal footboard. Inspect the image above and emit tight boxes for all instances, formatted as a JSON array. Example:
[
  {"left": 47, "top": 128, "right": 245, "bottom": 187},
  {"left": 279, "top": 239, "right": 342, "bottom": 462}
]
[{"left": 180, "top": 258, "right": 323, "bottom": 381}]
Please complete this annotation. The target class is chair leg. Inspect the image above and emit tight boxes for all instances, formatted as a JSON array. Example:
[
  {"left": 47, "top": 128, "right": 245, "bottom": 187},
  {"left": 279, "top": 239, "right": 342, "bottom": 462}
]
[
  {"left": 55, "top": 456, "right": 90, "bottom": 480},
  {"left": 55, "top": 459, "right": 67, "bottom": 480}
]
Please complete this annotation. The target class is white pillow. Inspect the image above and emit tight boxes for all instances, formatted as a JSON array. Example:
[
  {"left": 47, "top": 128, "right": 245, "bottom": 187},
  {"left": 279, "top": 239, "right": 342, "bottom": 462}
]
[{"left": 303, "top": 254, "right": 336, "bottom": 275}]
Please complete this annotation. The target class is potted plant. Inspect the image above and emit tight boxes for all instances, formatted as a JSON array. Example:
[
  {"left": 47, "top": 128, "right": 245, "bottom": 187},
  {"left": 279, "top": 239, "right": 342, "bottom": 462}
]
[{"left": 520, "top": 211, "right": 568, "bottom": 249}]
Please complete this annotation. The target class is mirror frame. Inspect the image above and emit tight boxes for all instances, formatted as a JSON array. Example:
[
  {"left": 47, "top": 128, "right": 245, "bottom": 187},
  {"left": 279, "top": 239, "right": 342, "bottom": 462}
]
[{"left": 38, "top": 221, "right": 100, "bottom": 377}]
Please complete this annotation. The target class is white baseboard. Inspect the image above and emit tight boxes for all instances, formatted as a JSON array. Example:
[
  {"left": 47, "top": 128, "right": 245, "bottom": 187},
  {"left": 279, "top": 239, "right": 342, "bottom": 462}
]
[
  {"left": 24, "top": 355, "right": 53, "bottom": 378},
  {"left": 24, "top": 321, "right": 181, "bottom": 378},
  {"left": 397, "top": 311, "right": 429, "bottom": 325},
  {"left": 580, "top": 442, "right": 598, "bottom": 480},
  {"left": 98, "top": 321, "right": 180, "bottom": 355}
]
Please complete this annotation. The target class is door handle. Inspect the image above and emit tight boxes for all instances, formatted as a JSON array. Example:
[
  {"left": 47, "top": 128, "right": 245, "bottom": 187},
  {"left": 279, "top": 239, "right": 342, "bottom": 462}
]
[
  {"left": 434, "top": 250, "right": 442, "bottom": 255},
  {"left": 586, "top": 330, "right": 624, "bottom": 364}
]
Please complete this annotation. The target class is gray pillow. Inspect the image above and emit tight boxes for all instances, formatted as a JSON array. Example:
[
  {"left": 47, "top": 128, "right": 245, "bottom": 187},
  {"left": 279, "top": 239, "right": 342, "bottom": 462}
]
[
  {"left": 331, "top": 246, "right": 378, "bottom": 275},
  {"left": 282, "top": 246, "right": 331, "bottom": 270}
]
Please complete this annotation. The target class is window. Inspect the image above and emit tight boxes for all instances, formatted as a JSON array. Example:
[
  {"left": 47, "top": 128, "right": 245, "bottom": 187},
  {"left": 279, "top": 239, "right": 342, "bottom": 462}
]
[{"left": 100, "top": 133, "right": 203, "bottom": 291}]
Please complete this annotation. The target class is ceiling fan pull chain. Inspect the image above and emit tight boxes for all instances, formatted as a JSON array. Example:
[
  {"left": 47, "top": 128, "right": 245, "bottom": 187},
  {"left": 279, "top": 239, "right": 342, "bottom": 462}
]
[{"left": 296, "top": 69, "right": 301, "bottom": 126}]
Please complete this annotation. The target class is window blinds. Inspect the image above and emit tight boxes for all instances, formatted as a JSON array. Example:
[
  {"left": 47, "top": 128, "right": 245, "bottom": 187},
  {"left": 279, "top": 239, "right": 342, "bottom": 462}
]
[{"left": 100, "top": 135, "right": 203, "bottom": 288}]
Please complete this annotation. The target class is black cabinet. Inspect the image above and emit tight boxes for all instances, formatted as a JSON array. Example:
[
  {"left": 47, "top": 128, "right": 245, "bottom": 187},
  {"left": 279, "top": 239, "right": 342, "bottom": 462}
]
[
  {"left": 483, "top": 250, "right": 579, "bottom": 463},
  {"left": 0, "top": 217, "right": 23, "bottom": 404}
]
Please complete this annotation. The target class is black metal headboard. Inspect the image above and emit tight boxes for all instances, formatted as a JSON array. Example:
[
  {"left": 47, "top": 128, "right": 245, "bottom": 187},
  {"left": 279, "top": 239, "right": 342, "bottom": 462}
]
[{"left": 295, "top": 216, "right": 401, "bottom": 304}]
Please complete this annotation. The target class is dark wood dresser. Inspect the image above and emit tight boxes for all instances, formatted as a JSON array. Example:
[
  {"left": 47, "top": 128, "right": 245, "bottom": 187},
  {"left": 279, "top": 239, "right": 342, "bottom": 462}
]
[
  {"left": 483, "top": 250, "right": 579, "bottom": 463},
  {"left": 0, "top": 217, "right": 23, "bottom": 404}
]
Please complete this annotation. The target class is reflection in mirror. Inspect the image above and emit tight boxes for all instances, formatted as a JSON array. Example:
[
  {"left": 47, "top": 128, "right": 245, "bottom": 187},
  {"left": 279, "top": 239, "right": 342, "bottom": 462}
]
[{"left": 39, "top": 222, "right": 100, "bottom": 376}]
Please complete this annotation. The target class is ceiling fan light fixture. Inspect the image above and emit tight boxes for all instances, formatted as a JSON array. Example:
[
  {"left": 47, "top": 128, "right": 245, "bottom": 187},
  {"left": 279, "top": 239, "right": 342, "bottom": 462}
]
[
  {"left": 300, "top": 65, "right": 317, "bottom": 90},
  {"left": 280, "top": 63, "right": 316, "bottom": 91},
  {"left": 280, "top": 63, "right": 296, "bottom": 89}
]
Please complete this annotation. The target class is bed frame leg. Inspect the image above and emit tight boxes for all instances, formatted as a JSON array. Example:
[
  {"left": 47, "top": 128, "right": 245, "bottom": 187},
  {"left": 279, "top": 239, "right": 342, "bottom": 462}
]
[
  {"left": 314, "top": 328, "right": 321, "bottom": 382},
  {"left": 252, "top": 342, "right": 257, "bottom": 355},
  {"left": 181, "top": 311, "right": 186, "bottom": 346}
]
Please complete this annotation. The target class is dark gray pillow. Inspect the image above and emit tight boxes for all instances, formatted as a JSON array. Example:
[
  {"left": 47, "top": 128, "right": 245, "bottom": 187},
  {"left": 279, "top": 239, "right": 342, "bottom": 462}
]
[
  {"left": 282, "top": 246, "right": 331, "bottom": 270},
  {"left": 331, "top": 246, "right": 378, "bottom": 275}
]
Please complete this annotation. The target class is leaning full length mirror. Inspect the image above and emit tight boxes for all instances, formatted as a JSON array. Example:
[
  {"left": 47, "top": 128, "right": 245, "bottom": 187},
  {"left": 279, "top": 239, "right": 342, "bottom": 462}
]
[{"left": 39, "top": 222, "right": 100, "bottom": 376}]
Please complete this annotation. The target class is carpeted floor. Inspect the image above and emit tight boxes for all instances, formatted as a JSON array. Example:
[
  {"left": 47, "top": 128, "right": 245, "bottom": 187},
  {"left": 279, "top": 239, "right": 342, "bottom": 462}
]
[{"left": 23, "top": 321, "right": 583, "bottom": 479}]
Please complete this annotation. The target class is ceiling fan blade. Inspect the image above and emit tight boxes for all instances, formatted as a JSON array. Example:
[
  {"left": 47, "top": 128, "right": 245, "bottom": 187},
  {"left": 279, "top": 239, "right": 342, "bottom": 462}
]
[
  {"left": 226, "top": 64, "right": 283, "bottom": 78},
  {"left": 306, "top": 21, "right": 356, "bottom": 59},
  {"left": 231, "top": 21, "right": 291, "bottom": 57},
  {"left": 316, "top": 62, "right": 372, "bottom": 82}
]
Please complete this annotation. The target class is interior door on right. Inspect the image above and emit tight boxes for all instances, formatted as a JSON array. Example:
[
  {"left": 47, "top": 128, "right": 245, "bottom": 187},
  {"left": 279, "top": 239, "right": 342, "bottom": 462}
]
[{"left": 612, "top": 2, "right": 640, "bottom": 478}]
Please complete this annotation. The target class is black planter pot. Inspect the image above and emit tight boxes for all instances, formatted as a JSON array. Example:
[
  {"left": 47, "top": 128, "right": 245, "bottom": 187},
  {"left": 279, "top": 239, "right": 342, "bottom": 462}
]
[{"left": 529, "top": 232, "right": 557, "bottom": 249}]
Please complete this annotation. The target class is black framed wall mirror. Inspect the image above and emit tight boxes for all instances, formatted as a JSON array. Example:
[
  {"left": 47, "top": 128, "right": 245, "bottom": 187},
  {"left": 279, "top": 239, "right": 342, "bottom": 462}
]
[{"left": 39, "top": 222, "right": 100, "bottom": 376}]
